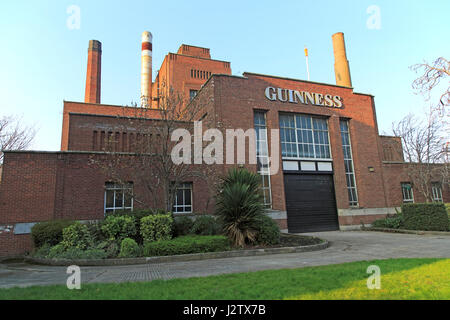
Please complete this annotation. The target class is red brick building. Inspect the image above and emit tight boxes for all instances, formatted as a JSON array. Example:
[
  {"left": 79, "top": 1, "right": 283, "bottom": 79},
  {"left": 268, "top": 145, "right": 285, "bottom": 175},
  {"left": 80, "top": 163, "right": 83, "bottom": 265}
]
[{"left": 0, "top": 32, "right": 448, "bottom": 257}]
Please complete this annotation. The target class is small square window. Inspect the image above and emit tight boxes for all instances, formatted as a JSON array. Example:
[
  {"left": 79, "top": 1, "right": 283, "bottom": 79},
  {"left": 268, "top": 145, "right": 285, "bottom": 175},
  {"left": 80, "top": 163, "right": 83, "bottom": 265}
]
[{"left": 189, "top": 90, "right": 198, "bottom": 101}]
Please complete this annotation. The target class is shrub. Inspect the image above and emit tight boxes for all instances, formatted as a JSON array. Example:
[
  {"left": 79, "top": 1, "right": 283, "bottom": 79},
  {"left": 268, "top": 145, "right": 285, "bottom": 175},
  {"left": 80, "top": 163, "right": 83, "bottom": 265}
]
[
  {"left": 173, "top": 216, "right": 194, "bottom": 237},
  {"left": 254, "top": 215, "right": 280, "bottom": 245},
  {"left": 215, "top": 168, "right": 265, "bottom": 247},
  {"left": 402, "top": 203, "right": 449, "bottom": 231},
  {"left": 61, "top": 222, "right": 94, "bottom": 250},
  {"left": 48, "top": 246, "right": 107, "bottom": 260},
  {"left": 86, "top": 221, "right": 107, "bottom": 243},
  {"left": 372, "top": 214, "right": 404, "bottom": 229},
  {"left": 101, "top": 215, "right": 137, "bottom": 242},
  {"left": 31, "top": 220, "right": 75, "bottom": 248},
  {"left": 105, "top": 242, "right": 120, "bottom": 258},
  {"left": 47, "top": 244, "right": 66, "bottom": 259},
  {"left": 143, "top": 235, "right": 230, "bottom": 257},
  {"left": 140, "top": 213, "right": 173, "bottom": 243},
  {"left": 119, "top": 238, "right": 140, "bottom": 258},
  {"left": 33, "top": 243, "right": 52, "bottom": 258},
  {"left": 190, "top": 215, "right": 222, "bottom": 236}
]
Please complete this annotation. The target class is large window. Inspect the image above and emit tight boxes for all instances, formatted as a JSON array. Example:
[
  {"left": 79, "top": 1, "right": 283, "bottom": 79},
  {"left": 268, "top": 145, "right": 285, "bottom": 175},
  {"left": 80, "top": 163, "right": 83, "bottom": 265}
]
[
  {"left": 279, "top": 114, "right": 331, "bottom": 159},
  {"left": 104, "top": 182, "right": 133, "bottom": 213},
  {"left": 173, "top": 182, "right": 193, "bottom": 213},
  {"left": 432, "top": 183, "right": 443, "bottom": 202},
  {"left": 401, "top": 182, "right": 414, "bottom": 203},
  {"left": 254, "top": 111, "right": 272, "bottom": 208},
  {"left": 340, "top": 120, "right": 358, "bottom": 206}
]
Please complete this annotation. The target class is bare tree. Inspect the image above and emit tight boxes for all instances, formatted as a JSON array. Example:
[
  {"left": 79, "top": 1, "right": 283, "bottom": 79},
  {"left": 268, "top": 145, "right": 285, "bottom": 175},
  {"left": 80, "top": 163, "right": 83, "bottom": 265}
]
[
  {"left": 0, "top": 115, "right": 36, "bottom": 163},
  {"left": 411, "top": 57, "right": 450, "bottom": 113},
  {"left": 90, "top": 82, "right": 215, "bottom": 212},
  {"left": 391, "top": 107, "right": 449, "bottom": 202}
]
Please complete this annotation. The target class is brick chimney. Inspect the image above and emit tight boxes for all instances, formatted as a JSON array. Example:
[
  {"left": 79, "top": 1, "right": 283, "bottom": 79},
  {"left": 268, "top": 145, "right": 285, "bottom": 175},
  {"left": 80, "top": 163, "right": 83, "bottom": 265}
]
[
  {"left": 84, "top": 40, "right": 102, "bottom": 104},
  {"left": 141, "top": 31, "right": 153, "bottom": 108},
  {"left": 332, "top": 32, "right": 352, "bottom": 88}
]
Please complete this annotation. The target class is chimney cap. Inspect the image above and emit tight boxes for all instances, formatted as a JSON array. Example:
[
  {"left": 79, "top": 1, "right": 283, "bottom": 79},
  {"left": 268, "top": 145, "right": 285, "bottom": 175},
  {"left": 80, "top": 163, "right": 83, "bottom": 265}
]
[
  {"left": 142, "top": 31, "right": 153, "bottom": 43},
  {"left": 88, "top": 40, "right": 102, "bottom": 52}
]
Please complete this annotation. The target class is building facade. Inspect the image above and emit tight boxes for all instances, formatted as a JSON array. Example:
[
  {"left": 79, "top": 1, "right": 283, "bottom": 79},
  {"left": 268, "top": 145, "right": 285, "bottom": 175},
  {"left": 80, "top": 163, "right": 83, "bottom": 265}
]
[{"left": 0, "top": 32, "right": 448, "bottom": 257}]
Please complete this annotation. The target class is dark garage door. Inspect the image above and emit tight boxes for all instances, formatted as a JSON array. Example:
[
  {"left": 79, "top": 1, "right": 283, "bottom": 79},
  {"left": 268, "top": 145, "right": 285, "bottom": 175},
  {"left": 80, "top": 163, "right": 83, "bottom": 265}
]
[{"left": 284, "top": 174, "right": 339, "bottom": 233}]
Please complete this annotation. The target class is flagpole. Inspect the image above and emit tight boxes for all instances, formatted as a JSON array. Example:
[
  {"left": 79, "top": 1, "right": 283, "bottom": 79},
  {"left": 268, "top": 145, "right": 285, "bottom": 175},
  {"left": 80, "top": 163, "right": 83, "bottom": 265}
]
[{"left": 304, "top": 46, "right": 310, "bottom": 81}]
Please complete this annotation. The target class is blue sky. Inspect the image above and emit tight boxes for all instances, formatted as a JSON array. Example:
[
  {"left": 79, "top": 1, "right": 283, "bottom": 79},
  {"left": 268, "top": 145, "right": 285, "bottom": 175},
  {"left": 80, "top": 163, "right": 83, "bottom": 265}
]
[{"left": 0, "top": 0, "right": 449, "bottom": 151}]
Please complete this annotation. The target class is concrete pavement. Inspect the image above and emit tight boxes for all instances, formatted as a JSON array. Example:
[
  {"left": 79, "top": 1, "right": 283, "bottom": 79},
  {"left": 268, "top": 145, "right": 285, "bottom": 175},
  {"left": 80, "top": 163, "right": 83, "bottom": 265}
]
[{"left": 0, "top": 230, "right": 449, "bottom": 289}]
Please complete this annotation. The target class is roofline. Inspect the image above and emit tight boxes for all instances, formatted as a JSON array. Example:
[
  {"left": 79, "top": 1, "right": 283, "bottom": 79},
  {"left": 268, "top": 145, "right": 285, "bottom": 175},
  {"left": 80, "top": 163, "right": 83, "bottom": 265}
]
[
  {"left": 67, "top": 112, "right": 192, "bottom": 124},
  {"left": 179, "top": 44, "right": 210, "bottom": 50},
  {"left": 64, "top": 100, "right": 139, "bottom": 109},
  {"left": 167, "top": 52, "right": 230, "bottom": 64},
  {"left": 2, "top": 150, "right": 162, "bottom": 156}
]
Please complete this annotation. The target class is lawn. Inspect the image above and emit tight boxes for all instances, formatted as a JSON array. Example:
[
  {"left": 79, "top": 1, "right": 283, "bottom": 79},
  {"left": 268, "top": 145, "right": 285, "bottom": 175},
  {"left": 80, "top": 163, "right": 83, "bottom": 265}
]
[{"left": 0, "top": 258, "right": 448, "bottom": 300}]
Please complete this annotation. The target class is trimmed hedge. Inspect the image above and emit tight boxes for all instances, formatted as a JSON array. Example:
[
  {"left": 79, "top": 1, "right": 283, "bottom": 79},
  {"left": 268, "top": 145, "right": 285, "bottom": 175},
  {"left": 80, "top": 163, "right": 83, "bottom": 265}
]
[
  {"left": 143, "top": 235, "right": 230, "bottom": 257},
  {"left": 402, "top": 203, "right": 449, "bottom": 231},
  {"left": 31, "top": 220, "right": 75, "bottom": 248},
  {"left": 141, "top": 213, "right": 173, "bottom": 242},
  {"left": 255, "top": 214, "right": 281, "bottom": 245}
]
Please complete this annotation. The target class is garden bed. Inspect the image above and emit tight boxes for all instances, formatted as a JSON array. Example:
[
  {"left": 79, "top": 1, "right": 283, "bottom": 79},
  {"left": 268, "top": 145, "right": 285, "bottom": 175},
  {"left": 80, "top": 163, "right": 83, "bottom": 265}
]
[{"left": 25, "top": 234, "right": 328, "bottom": 266}]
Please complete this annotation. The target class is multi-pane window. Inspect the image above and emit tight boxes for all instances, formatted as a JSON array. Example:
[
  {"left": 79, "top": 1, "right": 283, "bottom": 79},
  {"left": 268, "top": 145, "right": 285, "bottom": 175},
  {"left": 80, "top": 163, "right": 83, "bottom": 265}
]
[
  {"left": 279, "top": 114, "right": 331, "bottom": 159},
  {"left": 104, "top": 182, "right": 133, "bottom": 213},
  {"left": 189, "top": 90, "right": 198, "bottom": 101},
  {"left": 401, "top": 183, "right": 414, "bottom": 203},
  {"left": 340, "top": 120, "right": 358, "bottom": 206},
  {"left": 254, "top": 111, "right": 272, "bottom": 208},
  {"left": 432, "top": 183, "right": 443, "bottom": 202},
  {"left": 173, "top": 182, "right": 193, "bottom": 213}
]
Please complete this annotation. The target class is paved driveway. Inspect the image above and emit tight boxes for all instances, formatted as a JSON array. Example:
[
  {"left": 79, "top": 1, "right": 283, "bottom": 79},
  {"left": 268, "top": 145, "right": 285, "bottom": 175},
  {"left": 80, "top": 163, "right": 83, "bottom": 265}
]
[{"left": 0, "top": 231, "right": 449, "bottom": 289}]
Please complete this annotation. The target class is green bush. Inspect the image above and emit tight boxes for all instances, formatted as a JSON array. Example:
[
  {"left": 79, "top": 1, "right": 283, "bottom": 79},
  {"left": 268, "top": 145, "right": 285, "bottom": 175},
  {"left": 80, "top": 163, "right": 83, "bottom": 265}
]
[
  {"left": 105, "top": 242, "right": 120, "bottom": 258},
  {"left": 402, "top": 203, "right": 449, "bottom": 231},
  {"left": 48, "top": 246, "right": 107, "bottom": 260},
  {"left": 140, "top": 213, "right": 173, "bottom": 243},
  {"left": 215, "top": 168, "right": 265, "bottom": 247},
  {"left": 173, "top": 216, "right": 194, "bottom": 237},
  {"left": 31, "top": 220, "right": 75, "bottom": 248},
  {"left": 101, "top": 215, "right": 137, "bottom": 242},
  {"left": 61, "top": 222, "right": 94, "bottom": 250},
  {"left": 372, "top": 214, "right": 404, "bottom": 229},
  {"left": 86, "top": 221, "right": 107, "bottom": 243},
  {"left": 254, "top": 215, "right": 280, "bottom": 245},
  {"left": 33, "top": 243, "right": 52, "bottom": 258},
  {"left": 190, "top": 215, "right": 222, "bottom": 236},
  {"left": 143, "top": 235, "right": 230, "bottom": 257},
  {"left": 119, "top": 238, "right": 140, "bottom": 258},
  {"left": 47, "top": 244, "right": 66, "bottom": 259}
]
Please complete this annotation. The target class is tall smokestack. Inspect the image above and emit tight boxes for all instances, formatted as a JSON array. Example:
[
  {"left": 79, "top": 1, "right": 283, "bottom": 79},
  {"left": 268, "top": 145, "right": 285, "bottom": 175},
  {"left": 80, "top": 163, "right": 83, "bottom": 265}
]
[
  {"left": 84, "top": 40, "right": 102, "bottom": 104},
  {"left": 332, "top": 32, "right": 352, "bottom": 88},
  {"left": 141, "top": 31, "right": 153, "bottom": 108}
]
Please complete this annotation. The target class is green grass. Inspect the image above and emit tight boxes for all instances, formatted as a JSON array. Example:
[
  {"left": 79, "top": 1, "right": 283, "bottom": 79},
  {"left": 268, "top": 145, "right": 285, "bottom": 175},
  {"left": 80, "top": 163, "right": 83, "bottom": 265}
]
[{"left": 0, "top": 258, "right": 448, "bottom": 300}]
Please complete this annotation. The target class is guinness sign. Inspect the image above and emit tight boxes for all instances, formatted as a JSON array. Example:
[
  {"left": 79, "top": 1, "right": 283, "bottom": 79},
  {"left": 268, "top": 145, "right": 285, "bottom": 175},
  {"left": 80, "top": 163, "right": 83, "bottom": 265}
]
[{"left": 265, "top": 86, "right": 343, "bottom": 108}]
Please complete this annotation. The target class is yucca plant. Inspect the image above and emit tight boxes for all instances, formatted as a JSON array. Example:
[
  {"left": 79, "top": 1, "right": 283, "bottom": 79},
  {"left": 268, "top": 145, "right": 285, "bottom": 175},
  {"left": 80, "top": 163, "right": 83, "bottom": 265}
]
[{"left": 215, "top": 168, "right": 265, "bottom": 247}]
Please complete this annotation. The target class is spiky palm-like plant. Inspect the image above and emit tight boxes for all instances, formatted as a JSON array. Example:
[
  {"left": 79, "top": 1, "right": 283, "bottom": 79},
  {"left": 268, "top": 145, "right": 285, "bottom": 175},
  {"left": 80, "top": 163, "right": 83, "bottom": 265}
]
[{"left": 215, "top": 168, "right": 265, "bottom": 247}]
